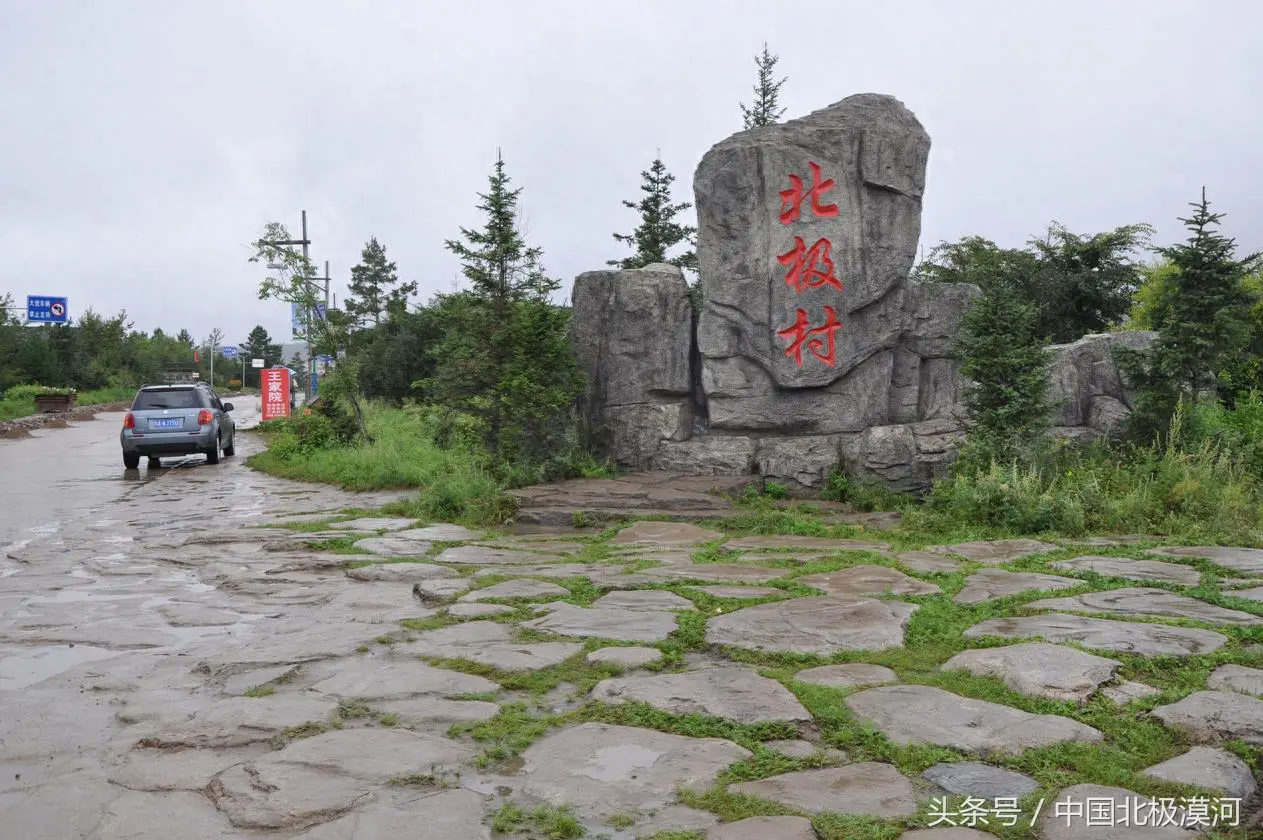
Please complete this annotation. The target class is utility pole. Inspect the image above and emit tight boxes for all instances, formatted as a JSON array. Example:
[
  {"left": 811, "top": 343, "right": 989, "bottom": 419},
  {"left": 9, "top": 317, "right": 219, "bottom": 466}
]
[{"left": 263, "top": 210, "right": 315, "bottom": 402}]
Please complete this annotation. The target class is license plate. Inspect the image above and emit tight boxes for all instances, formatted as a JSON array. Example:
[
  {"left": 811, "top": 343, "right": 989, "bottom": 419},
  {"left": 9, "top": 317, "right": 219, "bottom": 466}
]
[{"left": 150, "top": 418, "right": 181, "bottom": 429}]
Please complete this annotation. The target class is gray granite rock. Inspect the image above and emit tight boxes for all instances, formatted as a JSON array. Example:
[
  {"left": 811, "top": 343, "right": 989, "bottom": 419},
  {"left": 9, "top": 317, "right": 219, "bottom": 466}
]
[
  {"left": 728, "top": 764, "right": 918, "bottom": 817},
  {"left": 1149, "top": 690, "right": 1263, "bottom": 745},
  {"left": 610, "top": 521, "right": 723, "bottom": 547},
  {"left": 413, "top": 578, "right": 473, "bottom": 599},
  {"left": 345, "top": 562, "right": 456, "bottom": 582},
  {"left": 352, "top": 537, "right": 433, "bottom": 557},
  {"left": 434, "top": 546, "right": 564, "bottom": 565},
  {"left": 391, "top": 524, "right": 484, "bottom": 541},
  {"left": 630, "top": 806, "right": 720, "bottom": 838},
  {"left": 1050, "top": 555, "right": 1201, "bottom": 586},
  {"left": 964, "top": 613, "right": 1227, "bottom": 656},
  {"left": 330, "top": 517, "right": 417, "bottom": 531},
  {"left": 793, "top": 663, "right": 898, "bottom": 690},
  {"left": 591, "top": 589, "right": 696, "bottom": 612},
  {"left": 522, "top": 601, "right": 678, "bottom": 642},
  {"left": 846, "top": 685, "right": 1103, "bottom": 754},
  {"left": 586, "top": 646, "right": 663, "bottom": 668},
  {"left": 705, "top": 596, "right": 918, "bottom": 654},
  {"left": 1100, "top": 681, "right": 1161, "bottom": 704},
  {"left": 1037, "top": 783, "right": 1201, "bottom": 839},
  {"left": 447, "top": 602, "right": 514, "bottom": 618},
  {"left": 591, "top": 666, "right": 811, "bottom": 724},
  {"left": 306, "top": 656, "right": 499, "bottom": 700},
  {"left": 395, "top": 621, "right": 582, "bottom": 671},
  {"left": 296, "top": 788, "right": 491, "bottom": 840},
  {"left": 709, "top": 816, "right": 817, "bottom": 840},
  {"left": 799, "top": 565, "right": 941, "bottom": 597},
  {"left": 929, "top": 539, "right": 1058, "bottom": 564},
  {"left": 724, "top": 535, "right": 890, "bottom": 552},
  {"left": 1145, "top": 545, "right": 1263, "bottom": 574},
  {"left": 1140, "top": 746, "right": 1257, "bottom": 799},
  {"left": 459, "top": 579, "right": 569, "bottom": 601},
  {"left": 687, "top": 585, "right": 781, "bottom": 598},
  {"left": 921, "top": 761, "right": 1039, "bottom": 799},
  {"left": 952, "top": 569, "right": 1081, "bottom": 604},
  {"left": 516, "top": 722, "right": 750, "bottom": 819},
  {"left": 1206, "top": 664, "right": 1263, "bottom": 697},
  {"left": 939, "top": 642, "right": 1121, "bottom": 702},
  {"left": 1025, "top": 587, "right": 1262, "bottom": 626},
  {"left": 895, "top": 551, "right": 963, "bottom": 573}
]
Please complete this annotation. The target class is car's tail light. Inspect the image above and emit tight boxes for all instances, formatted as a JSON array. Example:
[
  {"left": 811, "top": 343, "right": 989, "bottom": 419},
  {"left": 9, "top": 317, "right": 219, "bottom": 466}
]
[
  {"left": 122, "top": 413, "right": 135, "bottom": 429},
  {"left": 197, "top": 409, "right": 213, "bottom": 425}
]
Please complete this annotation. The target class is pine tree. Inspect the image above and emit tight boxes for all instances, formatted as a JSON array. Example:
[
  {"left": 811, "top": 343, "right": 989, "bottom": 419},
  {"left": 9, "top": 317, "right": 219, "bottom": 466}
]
[
  {"left": 953, "top": 286, "right": 1052, "bottom": 464},
  {"left": 740, "top": 43, "right": 787, "bottom": 129},
  {"left": 344, "top": 237, "right": 417, "bottom": 328},
  {"left": 1121, "top": 190, "right": 1261, "bottom": 439},
  {"left": 608, "top": 156, "right": 697, "bottom": 271},
  {"left": 241, "top": 325, "right": 282, "bottom": 387}
]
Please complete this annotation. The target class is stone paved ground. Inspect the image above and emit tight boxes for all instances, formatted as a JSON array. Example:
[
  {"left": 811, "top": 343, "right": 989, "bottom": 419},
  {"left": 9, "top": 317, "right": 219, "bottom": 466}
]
[{"left": 2, "top": 453, "right": 1261, "bottom": 838}]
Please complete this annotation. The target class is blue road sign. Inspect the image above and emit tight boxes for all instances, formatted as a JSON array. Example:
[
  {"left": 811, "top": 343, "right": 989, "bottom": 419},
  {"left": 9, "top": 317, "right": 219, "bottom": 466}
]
[
  {"left": 310, "top": 371, "right": 319, "bottom": 395},
  {"left": 316, "top": 354, "right": 333, "bottom": 364},
  {"left": 221, "top": 346, "right": 238, "bottom": 359},
  {"left": 27, "top": 296, "right": 69, "bottom": 323}
]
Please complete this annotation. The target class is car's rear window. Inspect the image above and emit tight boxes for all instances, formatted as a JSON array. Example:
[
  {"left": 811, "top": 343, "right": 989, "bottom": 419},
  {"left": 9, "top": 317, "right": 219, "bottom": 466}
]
[{"left": 133, "top": 389, "right": 203, "bottom": 410}]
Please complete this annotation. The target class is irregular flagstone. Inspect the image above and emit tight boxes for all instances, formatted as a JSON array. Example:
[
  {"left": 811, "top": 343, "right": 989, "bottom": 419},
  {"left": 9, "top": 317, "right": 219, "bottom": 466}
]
[
  {"left": 724, "top": 535, "right": 890, "bottom": 551},
  {"left": 1227, "top": 585, "right": 1263, "bottom": 602},
  {"left": 591, "top": 590, "right": 696, "bottom": 612},
  {"left": 396, "top": 621, "right": 582, "bottom": 671},
  {"left": 729, "top": 764, "right": 918, "bottom": 817},
  {"left": 929, "top": 539, "right": 1058, "bottom": 564},
  {"left": 921, "top": 761, "right": 1038, "bottom": 799},
  {"left": 1140, "top": 746, "right": 1257, "bottom": 799},
  {"left": 726, "top": 551, "right": 831, "bottom": 565},
  {"left": 221, "top": 664, "right": 301, "bottom": 696},
  {"left": 345, "top": 562, "right": 458, "bottom": 583},
  {"left": 436, "top": 546, "right": 564, "bottom": 565},
  {"left": 109, "top": 746, "right": 272, "bottom": 792},
  {"left": 1037, "top": 784, "right": 1199, "bottom": 840},
  {"left": 0, "top": 773, "right": 125, "bottom": 840},
  {"left": 939, "top": 642, "right": 1121, "bottom": 703},
  {"left": 516, "top": 722, "right": 750, "bottom": 819},
  {"left": 710, "top": 816, "right": 816, "bottom": 840},
  {"left": 952, "top": 569, "right": 1080, "bottom": 605},
  {"left": 1050, "top": 555, "right": 1201, "bottom": 586},
  {"left": 352, "top": 537, "right": 433, "bottom": 557},
  {"left": 137, "top": 695, "right": 338, "bottom": 748},
  {"left": 762, "top": 739, "right": 833, "bottom": 758},
  {"left": 394, "top": 524, "right": 484, "bottom": 541},
  {"left": 372, "top": 697, "right": 500, "bottom": 724},
  {"left": 471, "top": 563, "right": 625, "bottom": 580},
  {"left": 586, "top": 646, "right": 663, "bottom": 668},
  {"left": 196, "top": 622, "right": 375, "bottom": 675},
  {"left": 459, "top": 579, "right": 569, "bottom": 601},
  {"left": 276, "top": 727, "right": 472, "bottom": 779},
  {"left": 1206, "top": 664, "right": 1263, "bottom": 697},
  {"left": 686, "top": 585, "right": 780, "bottom": 598},
  {"left": 705, "top": 596, "right": 918, "bottom": 654},
  {"left": 413, "top": 578, "right": 473, "bottom": 599},
  {"left": 895, "top": 551, "right": 963, "bottom": 573},
  {"left": 474, "top": 538, "right": 585, "bottom": 555},
  {"left": 330, "top": 517, "right": 416, "bottom": 531},
  {"left": 610, "top": 520, "right": 724, "bottom": 547},
  {"left": 793, "top": 663, "right": 897, "bottom": 690},
  {"left": 964, "top": 613, "right": 1228, "bottom": 656},
  {"left": 294, "top": 788, "right": 491, "bottom": 840},
  {"left": 1100, "top": 681, "right": 1161, "bottom": 704},
  {"left": 208, "top": 760, "right": 373, "bottom": 830},
  {"left": 306, "top": 656, "right": 500, "bottom": 700},
  {"left": 900, "top": 830, "right": 1001, "bottom": 840},
  {"left": 846, "top": 685, "right": 1103, "bottom": 754},
  {"left": 1149, "top": 690, "right": 1263, "bottom": 745},
  {"left": 448, "top": 602, "right": 515, "bottom": 617},
  {"left": 522, "top": 601, "right": 678, "bottom": 642},
  {"left": 799, "top": 565, "right": 941, "bottom": 597},
  {"left": 1025, "top": 587, "right": 1263, "bottom": 626},
  {"left": 95, "top": 790, "right": 239, "bottom": 840},
  {"left": 629, "top": 805, "right": 720, "bottom": 838},
  {"left": 1145, "top": 545, "right": 1263, "bottom": 574},
  {"left": 645, "top": 563, "right": 793, "bottom": 584},
  {"left": 156, "top": 602, "right": 240, "bottom": 627},
  {"left": 591, "top": 666, "right": 812, "bottom": 723}
]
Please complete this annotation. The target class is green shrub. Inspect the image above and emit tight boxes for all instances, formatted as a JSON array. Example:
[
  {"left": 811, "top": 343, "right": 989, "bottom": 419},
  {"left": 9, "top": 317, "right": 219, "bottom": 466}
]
[
  {"left": 1185, "top": 390, "right": 1263, "bottom": 481},
  {"left": 821, "top": 471, "right": 911, "bottom": 512}
]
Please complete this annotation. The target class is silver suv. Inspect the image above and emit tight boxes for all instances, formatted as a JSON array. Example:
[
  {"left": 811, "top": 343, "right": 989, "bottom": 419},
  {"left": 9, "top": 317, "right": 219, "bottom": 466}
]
[{"left": 120, "top": 384, "right": 236, "bottom": 469}]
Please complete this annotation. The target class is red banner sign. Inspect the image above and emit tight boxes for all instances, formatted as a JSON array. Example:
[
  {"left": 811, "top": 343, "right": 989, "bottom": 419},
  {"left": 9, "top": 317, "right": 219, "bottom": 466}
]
[{"left": 260, "top": 367, "right": 291, "bottom": 421}]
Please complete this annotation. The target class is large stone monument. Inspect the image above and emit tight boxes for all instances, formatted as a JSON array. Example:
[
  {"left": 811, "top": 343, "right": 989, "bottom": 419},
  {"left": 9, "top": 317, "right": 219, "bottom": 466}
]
[{"left": 570, "top": 94, "right": 1149, "bottom": 493}]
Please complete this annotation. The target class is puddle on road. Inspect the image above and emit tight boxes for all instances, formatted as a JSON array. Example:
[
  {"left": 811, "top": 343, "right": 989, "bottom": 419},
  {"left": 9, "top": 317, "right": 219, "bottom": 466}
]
[{"left": 0, "top": 644, "right": 121, "bottom": 691}]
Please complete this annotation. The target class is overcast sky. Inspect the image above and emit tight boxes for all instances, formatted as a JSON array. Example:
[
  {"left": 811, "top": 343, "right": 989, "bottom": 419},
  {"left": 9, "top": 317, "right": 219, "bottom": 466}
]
[{"left": 2, "top": 1, "right": 1260, "bottom": 345}]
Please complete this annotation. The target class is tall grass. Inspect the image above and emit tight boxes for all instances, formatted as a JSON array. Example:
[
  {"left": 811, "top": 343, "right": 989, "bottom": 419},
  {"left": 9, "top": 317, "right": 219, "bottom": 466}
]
[
  {"left": 0, "top": 384, "right": 136, "bottom": 421},
  {"left": 912, "top": 406, "right": 1263, "bottom": 542}
]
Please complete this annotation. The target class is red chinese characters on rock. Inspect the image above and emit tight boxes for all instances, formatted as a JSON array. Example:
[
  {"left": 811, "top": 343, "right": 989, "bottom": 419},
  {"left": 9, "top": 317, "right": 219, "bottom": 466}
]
[
  {"left": 778, "top": 235, "right": 842, "bottom": 293},
  {"left": 778, "top": 161, "right": 839, "bottom": 225},
  {"left": 776, "top": 161, "right": 845, "bottom": 368},
  {"left": 777, "top": 306, "right": 844, "bottom": 368}
]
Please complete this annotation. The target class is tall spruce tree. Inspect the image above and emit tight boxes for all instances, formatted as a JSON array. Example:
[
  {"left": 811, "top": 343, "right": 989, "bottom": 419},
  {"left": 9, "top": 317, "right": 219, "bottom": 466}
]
[
  {"left": 240, "top": 325, "right": 282, "bottom": 387},
  {"left": 740, "top": 43, "right": 787, "bottom": 129},
  {"left": 608, "top": 156, "right": 697, "bottom": 271},
  {"left": 344, "top": 237, "right": 417, "bottom": 328},
  {"left": 1121, "top": 190, "right": 1261, "bottom": 440},
  {"left": 427, "top": 151, "right": 581, "bottom": 467}
]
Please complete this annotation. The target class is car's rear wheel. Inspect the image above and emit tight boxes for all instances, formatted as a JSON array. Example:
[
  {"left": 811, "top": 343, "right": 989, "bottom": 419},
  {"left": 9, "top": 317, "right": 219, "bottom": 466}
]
[
  {"left": 223, "top": 435, "right": 235, "bottom": 457},
  {"left": 206, "top": 436, "right": 221, "bottom": 465},
  {"left": 123, "top": 453, "right": 140, "bottom": 469}
]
